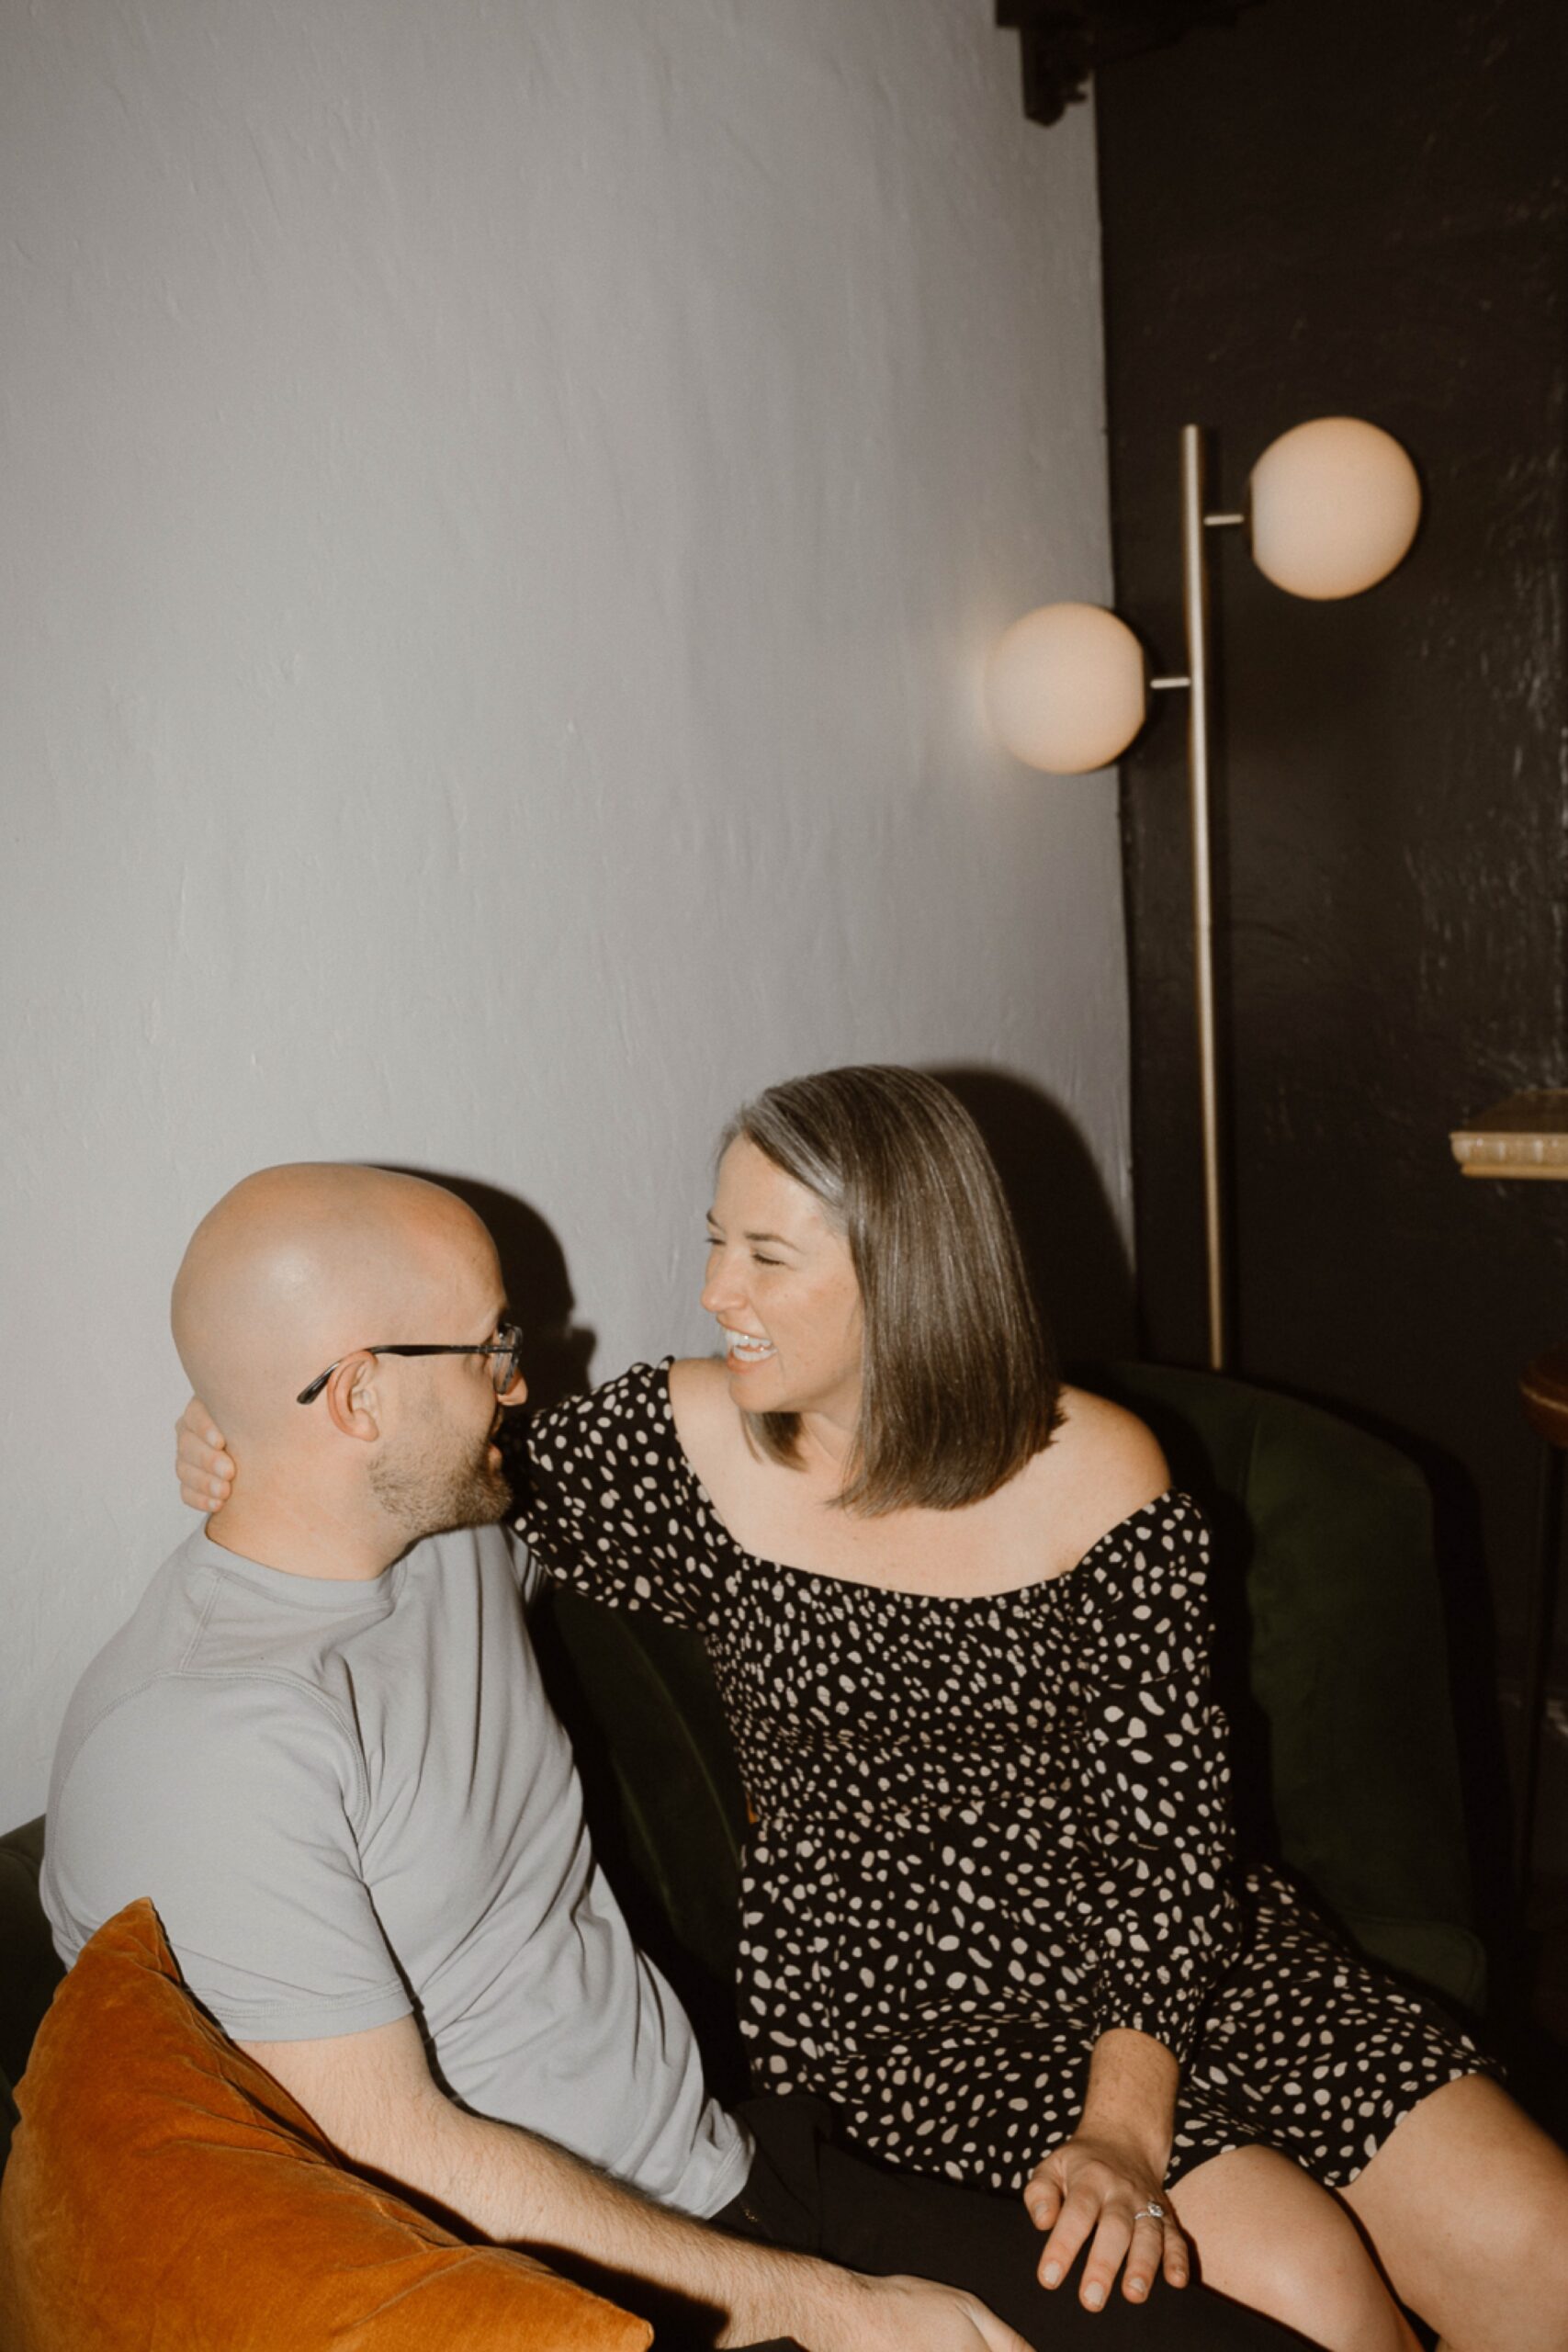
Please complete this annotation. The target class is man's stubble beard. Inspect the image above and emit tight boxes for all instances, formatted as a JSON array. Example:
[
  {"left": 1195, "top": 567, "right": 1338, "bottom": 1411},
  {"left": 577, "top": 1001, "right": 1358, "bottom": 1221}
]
[{"left": 368, "top": 1421, "right": 513, "bottom": 1544}]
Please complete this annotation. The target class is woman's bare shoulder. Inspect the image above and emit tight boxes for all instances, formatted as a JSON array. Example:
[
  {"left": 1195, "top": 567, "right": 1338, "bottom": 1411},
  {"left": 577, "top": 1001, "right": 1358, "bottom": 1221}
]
[
  {"left": 1054, "top": 1384, "right": 1170, "bottom": 1485},
  {"left": 667, "top": 1355, "right": 742, "bottom": 1448},
  {"left": 1032, "top": 1385, "right": 1171, "bottom": 1536}
]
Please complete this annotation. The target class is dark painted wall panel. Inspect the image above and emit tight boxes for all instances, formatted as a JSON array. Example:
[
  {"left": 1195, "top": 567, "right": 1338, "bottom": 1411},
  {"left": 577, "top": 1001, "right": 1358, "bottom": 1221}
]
[{"left": 1095, "top": 0, "right": 1568, "bottom": 1872}]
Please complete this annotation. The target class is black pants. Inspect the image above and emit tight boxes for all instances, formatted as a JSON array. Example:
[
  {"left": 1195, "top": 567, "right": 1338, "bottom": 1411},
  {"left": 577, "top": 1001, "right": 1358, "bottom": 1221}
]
[{"left": 716, "top": 2096, "right": 1303, "bottom": 2352}]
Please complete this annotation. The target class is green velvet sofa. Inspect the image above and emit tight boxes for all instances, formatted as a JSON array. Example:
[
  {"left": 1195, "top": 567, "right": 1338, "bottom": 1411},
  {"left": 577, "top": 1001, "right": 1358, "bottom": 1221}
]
[{"left": 0, "top": 1363, "right": 1483, "bottom": 2182}]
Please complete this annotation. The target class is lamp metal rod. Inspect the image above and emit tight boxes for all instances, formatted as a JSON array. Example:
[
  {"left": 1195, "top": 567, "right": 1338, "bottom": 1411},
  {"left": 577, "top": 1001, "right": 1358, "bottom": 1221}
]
[
  {"left": 1180, "top": 423, "right": 1227, "bottom": 1372},
  {"left": 1148, "top": 673, "right": 1191, "bottom": 692},
  {"left": 1203, "top": 512, "right": 1246, "bottom": 529}
]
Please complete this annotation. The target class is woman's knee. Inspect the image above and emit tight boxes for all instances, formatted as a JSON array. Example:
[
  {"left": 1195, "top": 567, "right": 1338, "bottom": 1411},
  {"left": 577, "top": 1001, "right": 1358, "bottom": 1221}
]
[
  {"left": 1219, "top": 2224, "right": 1409, "bottom": 2352},
  {"left": 1175, "top": 2149, "right": 1414, "bottom": 2352},
  {"left": 1343, "top": 2073, "right": 1568, "bottom": 2329},
  {"left": 1458, "top": 2147, "right": 1568, "bottom": 2294}
]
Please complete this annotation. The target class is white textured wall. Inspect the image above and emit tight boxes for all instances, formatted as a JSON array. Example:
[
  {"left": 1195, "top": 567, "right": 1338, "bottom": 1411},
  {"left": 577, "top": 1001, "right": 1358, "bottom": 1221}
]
[{"left": 1, "top": 0, "right": 1127, "bottom": 1825}]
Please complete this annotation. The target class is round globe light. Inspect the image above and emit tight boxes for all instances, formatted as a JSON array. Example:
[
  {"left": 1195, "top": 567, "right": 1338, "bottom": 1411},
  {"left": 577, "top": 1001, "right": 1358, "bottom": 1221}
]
[
  {"left": 984, "top": 602, "right": 1146, "bottom": 774},
  {"left": 1249, "top": 416, "right": 1422, "bottom": 600}
]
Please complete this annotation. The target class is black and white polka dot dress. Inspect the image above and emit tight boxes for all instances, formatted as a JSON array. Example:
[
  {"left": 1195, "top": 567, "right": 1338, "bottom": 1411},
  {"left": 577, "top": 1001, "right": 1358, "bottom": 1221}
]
[{"left": 519, "top": 1361, "right": 1491, "bottom": 2194}]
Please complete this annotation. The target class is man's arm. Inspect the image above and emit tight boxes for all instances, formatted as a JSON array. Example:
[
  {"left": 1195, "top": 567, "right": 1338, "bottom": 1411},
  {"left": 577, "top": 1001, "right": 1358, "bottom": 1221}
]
[{"left": 243, "top": 2014, "right": 1032, "bottom": 2352}]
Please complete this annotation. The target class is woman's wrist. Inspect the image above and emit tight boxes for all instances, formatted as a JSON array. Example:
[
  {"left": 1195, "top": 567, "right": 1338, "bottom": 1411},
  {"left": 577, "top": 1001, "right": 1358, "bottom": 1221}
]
[{"left": 1068, "top": 2114, "right": 1171, "bottom": 2183}]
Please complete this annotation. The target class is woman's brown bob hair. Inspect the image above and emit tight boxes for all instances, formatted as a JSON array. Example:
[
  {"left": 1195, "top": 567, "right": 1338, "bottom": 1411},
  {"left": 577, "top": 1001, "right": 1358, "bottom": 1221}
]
[{"left": 720, "top": 1066, "right": 1060, "bottom": 1515}]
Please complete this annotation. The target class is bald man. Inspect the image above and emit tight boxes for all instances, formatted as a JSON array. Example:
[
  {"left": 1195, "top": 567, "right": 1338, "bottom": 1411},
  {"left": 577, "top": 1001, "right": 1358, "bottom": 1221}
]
[
  {"left": 42, "top": 1167, "right": 1026, "bottom": 2352},
  {"left": 44, "top": 1170, "right": 1290, "bottom": 2352}
]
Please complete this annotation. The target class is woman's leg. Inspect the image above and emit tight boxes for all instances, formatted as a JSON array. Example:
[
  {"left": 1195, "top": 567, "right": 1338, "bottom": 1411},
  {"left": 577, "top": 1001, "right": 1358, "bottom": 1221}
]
[
  {"left": 726, "top": 2094, "right": 1306, "bottom": 2349},
  {"left": 1170, "top": 2144, "right": 1420, "bottom": 2352},
  {"left": 1339, "top": 2074, "right": 1568, "bottom": 2352}
]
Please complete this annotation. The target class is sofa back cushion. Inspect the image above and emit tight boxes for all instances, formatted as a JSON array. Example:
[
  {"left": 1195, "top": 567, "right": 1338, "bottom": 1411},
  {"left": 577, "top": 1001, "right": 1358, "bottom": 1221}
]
[
  {"left": 0, "top": 1900, "right": 649, "bottom": 2352},
  {"left": 1092, "top": 1363, "right": 1482, "bottom": 2008}
]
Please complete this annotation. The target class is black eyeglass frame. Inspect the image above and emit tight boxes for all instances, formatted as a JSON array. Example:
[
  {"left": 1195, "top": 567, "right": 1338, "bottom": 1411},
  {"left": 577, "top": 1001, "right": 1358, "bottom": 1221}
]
[{"left": 296, "top": 1321, "right": 525, "bottom": 1407}]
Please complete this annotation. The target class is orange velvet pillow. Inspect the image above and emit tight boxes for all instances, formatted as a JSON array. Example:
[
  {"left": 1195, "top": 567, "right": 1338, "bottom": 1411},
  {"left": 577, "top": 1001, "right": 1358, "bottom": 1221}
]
[{"left": 0, "top": 1900, "right": 650, "bottom": 2352}]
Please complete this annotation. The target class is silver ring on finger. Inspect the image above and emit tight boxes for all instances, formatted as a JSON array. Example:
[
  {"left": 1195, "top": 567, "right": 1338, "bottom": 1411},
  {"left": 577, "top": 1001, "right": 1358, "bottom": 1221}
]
[{"left": 1132, "top": 2201, "right": 1166, "bottom": 2223}]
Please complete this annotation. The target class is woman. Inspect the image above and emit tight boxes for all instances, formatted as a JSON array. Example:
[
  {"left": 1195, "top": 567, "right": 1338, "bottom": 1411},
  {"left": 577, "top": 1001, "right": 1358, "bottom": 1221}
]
[{"left": 180, "top": 1067, "right": 1568, "bottom": 2350}]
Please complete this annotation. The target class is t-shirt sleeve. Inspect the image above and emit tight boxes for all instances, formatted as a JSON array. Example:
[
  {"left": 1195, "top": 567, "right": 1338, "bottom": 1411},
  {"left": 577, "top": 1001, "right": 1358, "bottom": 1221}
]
[
  {"left": 512, "top": 1363, "right": 718, "bottom": 1632},
  {"left": 1068, "top": 1495, "right": 1243, "bottom": 2064},
  {"left": 45, "top": 1674, "right": 412, "bottom": 2044}
]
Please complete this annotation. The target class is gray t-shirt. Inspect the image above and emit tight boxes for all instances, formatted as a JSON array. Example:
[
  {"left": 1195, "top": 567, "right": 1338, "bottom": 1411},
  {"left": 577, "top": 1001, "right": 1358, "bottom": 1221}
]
[{"left": 42, "top": 1522, "right": 749, "bottom": 2219}]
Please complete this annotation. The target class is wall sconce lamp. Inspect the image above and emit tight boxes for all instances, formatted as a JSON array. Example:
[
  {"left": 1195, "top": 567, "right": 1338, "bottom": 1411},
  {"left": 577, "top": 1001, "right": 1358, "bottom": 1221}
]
[{"left": 987, "top": 416, "right": 1422, "bottom": 1371}]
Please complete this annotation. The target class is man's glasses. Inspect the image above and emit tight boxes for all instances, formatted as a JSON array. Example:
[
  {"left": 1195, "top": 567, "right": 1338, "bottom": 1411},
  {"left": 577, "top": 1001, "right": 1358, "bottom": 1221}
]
[{"left": 296, "top": 1321, "right": 525, "bottom": 1407}]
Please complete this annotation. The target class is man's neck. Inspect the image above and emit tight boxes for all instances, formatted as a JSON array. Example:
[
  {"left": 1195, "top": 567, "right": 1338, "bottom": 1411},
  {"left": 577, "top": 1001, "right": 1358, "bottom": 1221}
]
[{"left": 204, "top": 1490, "right": 402, "bottom": 1584}]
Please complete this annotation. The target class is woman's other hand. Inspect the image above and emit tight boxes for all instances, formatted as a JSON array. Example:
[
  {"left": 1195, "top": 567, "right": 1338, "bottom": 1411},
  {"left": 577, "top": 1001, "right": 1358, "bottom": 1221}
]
[
  {"left": 1024, "top": 2132, "right": 1189, "bottom": 2310},
  {"left": 176, "top": 1399, "right": 234, "bottom": 1510}
]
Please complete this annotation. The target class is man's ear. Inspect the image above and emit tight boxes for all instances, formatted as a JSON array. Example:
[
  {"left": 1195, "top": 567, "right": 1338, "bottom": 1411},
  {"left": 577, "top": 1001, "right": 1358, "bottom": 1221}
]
[{"left": 323, "top": 1352, "right": 382, "bottom": 1442}]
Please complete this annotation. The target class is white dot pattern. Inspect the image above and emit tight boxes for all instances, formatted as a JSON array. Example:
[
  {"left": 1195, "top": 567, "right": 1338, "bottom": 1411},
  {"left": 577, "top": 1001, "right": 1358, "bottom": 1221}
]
[{"left": 519, "top": 1361, "right": 1493, "bottom": 2191}]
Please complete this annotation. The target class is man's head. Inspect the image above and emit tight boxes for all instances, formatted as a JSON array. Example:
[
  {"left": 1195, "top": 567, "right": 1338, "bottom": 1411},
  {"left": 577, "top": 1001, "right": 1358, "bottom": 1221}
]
[{"left": 172, "top": 1165, "right": 520, "bottom": 1553}]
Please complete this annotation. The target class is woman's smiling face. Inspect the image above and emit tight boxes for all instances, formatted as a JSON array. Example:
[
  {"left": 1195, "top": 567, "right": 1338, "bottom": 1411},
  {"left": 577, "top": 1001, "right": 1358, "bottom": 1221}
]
[{"left": 701, "top": 1137, "right": 863, "bottom": 1426}]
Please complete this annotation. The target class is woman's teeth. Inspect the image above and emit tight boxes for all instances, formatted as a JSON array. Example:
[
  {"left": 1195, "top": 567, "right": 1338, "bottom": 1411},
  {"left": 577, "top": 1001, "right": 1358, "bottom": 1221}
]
[{"left": 723, "top": 1328, "right": 775, "bottom": 1363}]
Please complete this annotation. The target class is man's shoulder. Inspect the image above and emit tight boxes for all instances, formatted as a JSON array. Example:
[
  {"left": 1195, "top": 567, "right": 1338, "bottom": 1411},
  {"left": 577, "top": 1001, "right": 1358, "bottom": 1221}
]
[
  {"left": 55, "top": 1532, "right": 226, "bottom": 1725},
  {"left": 55, "top": 1653, "right": 346, "bottom": 1801},
  {"left": 52, "top": 1536, "right": 351, "bottom": 1788},
  {"left": 50, "top": 1520, "right": 536, "bottom": 1838},
  {"left": 42, "top": 1558, "right": 367, "bottom": 1962},
  {"left": 56, "top": 1669, "right": 332, "bottom": 1805}
]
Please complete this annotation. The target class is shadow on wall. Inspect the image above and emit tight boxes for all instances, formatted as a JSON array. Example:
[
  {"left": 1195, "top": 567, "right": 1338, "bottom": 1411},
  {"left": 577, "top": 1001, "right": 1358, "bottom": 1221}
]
[
  {"left": 931, "top": 1065, "right": 1137, "bottom": 1369},
  {"left": 381, "top": 1166, "right": 597, "bottom": 1419}
]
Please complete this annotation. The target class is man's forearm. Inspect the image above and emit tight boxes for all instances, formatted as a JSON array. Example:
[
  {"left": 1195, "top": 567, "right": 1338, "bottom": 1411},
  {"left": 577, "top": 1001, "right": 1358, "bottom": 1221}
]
[
  {"left": 242, "top": 2018, "right": 1020, "bottom": 2351},
  {"left": 344, "top": 2081, "right": 849, "bottom": 2349}
]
